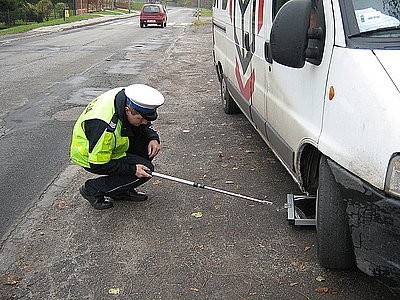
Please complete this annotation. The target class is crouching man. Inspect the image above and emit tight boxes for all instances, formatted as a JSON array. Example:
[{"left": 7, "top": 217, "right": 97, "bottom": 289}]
[{"left": 70, "top": 84, "right": 164, "bottom": 210}]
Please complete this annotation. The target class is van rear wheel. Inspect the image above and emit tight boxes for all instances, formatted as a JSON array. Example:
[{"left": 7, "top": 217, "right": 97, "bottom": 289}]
[
  {"left": 316, "top": 156, "right": 355, "bottom": 269},
  {"left": 221, "top": 76, "right": 240, "bottom": 114}
]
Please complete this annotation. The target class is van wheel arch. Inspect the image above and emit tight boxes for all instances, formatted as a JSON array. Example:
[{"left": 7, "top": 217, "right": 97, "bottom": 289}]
[
  {"left": 299, "top": 144, "right": 320, "bottom": 195},
  {"left": 220, "top": 75, "right": 240, "bottom": 114},
  {"left": 216, "top": 62, "right": 223, "bottom": 83}
]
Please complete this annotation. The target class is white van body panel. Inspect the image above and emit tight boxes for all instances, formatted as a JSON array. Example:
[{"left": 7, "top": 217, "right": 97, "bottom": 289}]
[
  {"left": 252, "top": 2, "right": 270, "bottom": 124},
  {"left": 319, "top": 48, "right": 400, "bottom": 189},
  {"left": 374, "top": 50, "right": 400, "bottom": 91},
  {"left": 332, "top": 0, "right": 346, "bottom": 47},
  {"left": 267, "top": 0, "right": 334, "bottom": 173}
]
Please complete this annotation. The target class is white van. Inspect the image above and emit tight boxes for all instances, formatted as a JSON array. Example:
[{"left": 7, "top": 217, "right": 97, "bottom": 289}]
[{"left": 212, "top": 0, "right": 400, "bottom": 286}]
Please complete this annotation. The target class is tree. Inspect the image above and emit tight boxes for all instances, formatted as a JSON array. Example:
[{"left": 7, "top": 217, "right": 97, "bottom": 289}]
[
  {"left": 36, "top": 0, "right": 53, "bottom": 20},
  {"left": 0, "top": 0, "right": 19, "bottom": 11},
  {"left": 0, "top": 0, "right": 23, "bottom": 26},
  {"left": 54, "top": 2, "right": 65, "bottom": 18}
]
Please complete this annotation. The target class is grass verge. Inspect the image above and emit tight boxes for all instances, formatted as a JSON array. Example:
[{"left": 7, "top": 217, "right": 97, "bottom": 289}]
[{"left": 0, "top": 9, "right": 139, "bottom": 35}]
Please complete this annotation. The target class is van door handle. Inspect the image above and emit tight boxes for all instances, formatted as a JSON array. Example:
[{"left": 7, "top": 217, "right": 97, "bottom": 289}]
[
  {"left": 244, "top": 32, "right": 251, "bottom": 51},
  {"left": 265, "top": 41, "right": 273, "bottom": 63}
]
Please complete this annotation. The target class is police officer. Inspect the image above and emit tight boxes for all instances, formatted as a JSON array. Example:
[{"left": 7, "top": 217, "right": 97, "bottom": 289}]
[{"left": 70, "top": 84, "right": 164, "bottom": 210}]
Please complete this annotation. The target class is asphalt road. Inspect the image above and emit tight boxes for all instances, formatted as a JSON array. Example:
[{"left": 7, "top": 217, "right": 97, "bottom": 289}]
[
  {"left": 0, "top": 9, "right": 398, "bottom": 300},
  {"left": 0, "top": 8, "right": 193, "bottom": 239}
]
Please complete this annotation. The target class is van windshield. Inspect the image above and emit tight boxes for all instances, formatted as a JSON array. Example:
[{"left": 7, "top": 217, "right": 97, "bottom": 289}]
[{"left": 348, "top": 0, "right": 400, "bottom": 37}]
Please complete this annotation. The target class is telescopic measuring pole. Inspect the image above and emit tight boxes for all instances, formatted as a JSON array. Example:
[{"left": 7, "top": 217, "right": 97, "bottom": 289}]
[{"left": 149, "top": 171, "right": 273, "bottom": 205}]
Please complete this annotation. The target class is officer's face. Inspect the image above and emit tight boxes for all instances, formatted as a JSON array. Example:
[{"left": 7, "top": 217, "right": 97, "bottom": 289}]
[{"left": 125, "top": 107, "right": 148, "bottom": 126}]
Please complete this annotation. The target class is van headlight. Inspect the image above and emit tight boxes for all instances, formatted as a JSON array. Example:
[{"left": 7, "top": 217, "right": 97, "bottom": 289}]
[{"left": 385, "top": 155, "right": 400, "bottom": 198}]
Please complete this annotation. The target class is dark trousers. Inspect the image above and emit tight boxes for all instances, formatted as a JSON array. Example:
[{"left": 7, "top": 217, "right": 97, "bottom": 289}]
[{"left": 84, "top": 139, "right": 154, "bottom": 197}]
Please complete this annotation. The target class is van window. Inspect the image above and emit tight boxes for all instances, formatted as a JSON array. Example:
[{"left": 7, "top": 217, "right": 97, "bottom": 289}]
[
  {"left": 353, "top": 0, "right": 400, "bottom": 34},
  {"left": 222, "top": 0, "right": 228, "bottom": 10},
  {"left": 339, "top": 0, "right": 400, "bottom": 48}
]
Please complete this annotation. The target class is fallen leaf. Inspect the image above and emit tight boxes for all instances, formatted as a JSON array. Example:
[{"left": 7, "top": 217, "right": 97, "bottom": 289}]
[
  {"left": 304, "top": 246, "right": 311, "bottom": 252},
  {"left": 288, "top": 244, "right": 297, "bottom": 247},
  {"left": 291, "top": 259, "right": 305, "bottom": 270},
  {"left": 315, "top": 287, "right": 330, "bottom": 294},
  {"left": 289, "top": 282, "right": 299, "bottom": 287},
  {"left": 191, "top": 212, "right": 203, "bottom": 218},
  {"left": 56, "top": 200, "right": 68, "bottom": 210},
  {"left": 152, "top": 179, "right": 163, "bottom": 185},
  {"left": 108, "top": 288, "right": 120, "bottom": 295},
  {"left": 315, "top": 275, "right": 326, "bottom": 282},
  {"left": 190, "top": 287, "right": 199, "bottom": 292},
  {"left": 2, "top": 274, "right": 21, "bottom": 285}
]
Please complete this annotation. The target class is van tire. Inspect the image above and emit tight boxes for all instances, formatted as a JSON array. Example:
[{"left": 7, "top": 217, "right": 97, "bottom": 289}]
[
  {"left": 221, "top": 76, "right": 240, "bottom": 114},
  {"left": 316, "top": 156, "right": 355, "bottom": 269}
]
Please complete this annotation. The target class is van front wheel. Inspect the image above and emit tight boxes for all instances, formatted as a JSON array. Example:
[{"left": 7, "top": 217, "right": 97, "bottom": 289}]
[
  {"left": 316, "top": 156, "right": 355, "bottom": 269},
  {"left": 221, "top": 76, "right": 240, "bottom": 114}
]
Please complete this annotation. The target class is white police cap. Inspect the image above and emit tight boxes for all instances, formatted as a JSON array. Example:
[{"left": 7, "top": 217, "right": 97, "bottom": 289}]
[{"left": 124, "top": 84, "right": 165, "bottom": 121}]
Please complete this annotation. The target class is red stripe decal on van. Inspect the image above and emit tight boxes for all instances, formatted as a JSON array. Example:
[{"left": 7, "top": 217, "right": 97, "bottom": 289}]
[
  {"left": 235, "top": 61, "right": 254, "bottom": 101},
  {"left": 258, "top": 0, "right": 264, "bottom": 33},
  {"left": 229, "top": 0, "right": 233, "bottom": 21}
]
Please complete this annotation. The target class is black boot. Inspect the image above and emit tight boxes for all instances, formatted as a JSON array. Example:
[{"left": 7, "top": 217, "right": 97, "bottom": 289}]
[
  {"left": 79, "top": 186, "right": 113, "bottom": 210},
  {"left": 109, "top": 190, "right": 148, "bottom": 202}
]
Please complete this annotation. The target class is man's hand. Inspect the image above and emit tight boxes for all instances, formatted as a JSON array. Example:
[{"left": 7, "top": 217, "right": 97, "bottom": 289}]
[
  {"left": 136, "top": 164, "right": 152, "bottom": 178},
  {"left": 148, "top": 140, "right": 161, "bottom": 158}
]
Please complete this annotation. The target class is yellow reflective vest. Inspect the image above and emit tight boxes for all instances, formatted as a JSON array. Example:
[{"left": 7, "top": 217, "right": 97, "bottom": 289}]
[{"left": 70, "top": 88, "right": 129, "bottom": 168}]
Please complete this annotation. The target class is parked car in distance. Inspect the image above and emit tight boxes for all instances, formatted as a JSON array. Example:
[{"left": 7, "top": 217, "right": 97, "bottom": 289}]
[{"left": 140, "top": 3, "right": 167, "bottom": 28}]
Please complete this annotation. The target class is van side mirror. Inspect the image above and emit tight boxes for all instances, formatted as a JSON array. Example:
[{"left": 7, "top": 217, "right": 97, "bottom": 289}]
[{"left": 270, "top": 0, "right": 312, "bottom": 68}]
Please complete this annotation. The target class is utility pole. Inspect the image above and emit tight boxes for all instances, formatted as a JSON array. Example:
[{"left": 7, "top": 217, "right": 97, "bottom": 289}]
[{"left": 197, "top": 0, "right": 200, "bottom": 21}]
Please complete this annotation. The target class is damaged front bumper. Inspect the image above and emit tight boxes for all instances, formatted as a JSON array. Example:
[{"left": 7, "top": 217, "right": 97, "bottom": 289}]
[{"left": 329, "top": 159, "right": 400, "bottom": 289}]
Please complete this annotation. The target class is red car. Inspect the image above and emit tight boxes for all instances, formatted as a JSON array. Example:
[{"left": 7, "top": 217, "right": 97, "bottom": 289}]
[{"left": 140, "top": 4, "right": 167, "bottom": 28}]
